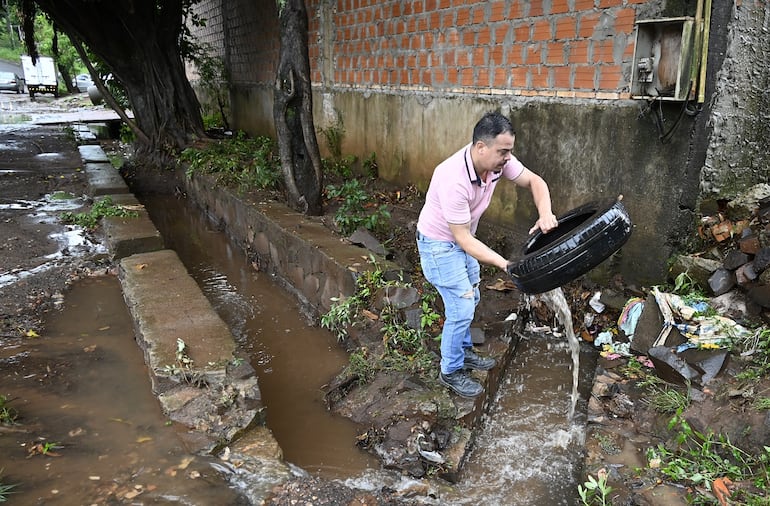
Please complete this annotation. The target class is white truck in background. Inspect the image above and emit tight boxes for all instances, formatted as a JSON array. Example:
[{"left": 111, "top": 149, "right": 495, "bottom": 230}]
[{"left": 20, "top": 55, "right": 59, "bottom": 98}]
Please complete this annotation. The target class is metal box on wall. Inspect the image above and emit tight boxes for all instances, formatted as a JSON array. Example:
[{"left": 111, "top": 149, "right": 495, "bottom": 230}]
[{"left": 631, "top": 17, "right": 696, "bottom": 101}]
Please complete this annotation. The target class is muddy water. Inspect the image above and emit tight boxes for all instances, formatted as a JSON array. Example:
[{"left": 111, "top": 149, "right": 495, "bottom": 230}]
[
  {"left": 445, "top": 333, "right": 594, "bottom": 505},
  {"left": 143, "top": 194, "right": 595, "bottom": 504},
  {"left": 0, "top": 276, "right": 244, "bottom": 505},
  {"left": 141, "top": 195, "right": 379, "bottom": 477}
]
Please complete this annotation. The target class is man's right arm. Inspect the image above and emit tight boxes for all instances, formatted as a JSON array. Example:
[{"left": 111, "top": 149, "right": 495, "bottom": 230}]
[{"left": 448, "top": 222, "right": 509, "bottom": 271}]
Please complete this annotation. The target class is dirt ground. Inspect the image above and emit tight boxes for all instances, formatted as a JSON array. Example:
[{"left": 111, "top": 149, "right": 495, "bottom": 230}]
[{"left": 2, "top": 94, "right": 769, "bottom": 505}]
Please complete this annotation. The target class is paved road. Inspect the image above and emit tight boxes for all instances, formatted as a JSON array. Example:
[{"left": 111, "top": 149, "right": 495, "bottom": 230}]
[{"left": 0, "top": 57, "right": 23, "bottom": 75}]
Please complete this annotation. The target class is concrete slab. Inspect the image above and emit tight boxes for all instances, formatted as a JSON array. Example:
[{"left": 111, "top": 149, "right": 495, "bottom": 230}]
[
  {"left": 98, "top": 194, "right": 164, "bottom": 260},
  {"left": 85, "top": 161, "right": 129, "bottom": 196},
  {"left": 78, "top": 144, "right": 110, "bottom": 163},
  {"left": 119, "top": 249, "right": 237, "bottom": 392}
]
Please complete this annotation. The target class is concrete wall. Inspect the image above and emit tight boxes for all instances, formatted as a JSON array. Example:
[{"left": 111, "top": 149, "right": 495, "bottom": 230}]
[{"left": 188, "top": 0, "right": 770, "bottom": 288}]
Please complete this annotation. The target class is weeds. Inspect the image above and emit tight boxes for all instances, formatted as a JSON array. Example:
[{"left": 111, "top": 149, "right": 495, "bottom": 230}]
[
  {"left": 180, "top": 132, "right": 281, "bottom": 194},
  {"left": 643, "top": 382, "right": 691, "bottom": 414},
  {"left": 325, "top": 179, "right": 391, "bottom": 236},
  {"left": 0, "top": 469, "right": 17, "bottom": 503},
  {"left": 0, "top": 396, "right": 17, "bottom": 425},
  {"left": 159, "top": 338, "right": 206, "bottom": 387},
  {"left": 578, "top": 469, "right": 613, "bottom": 505},
  {"left": 645, "top": 411, "right": 770, "bottom": 503},
  {"left": 60, "top": 195, "right": 139, "bottom": 230},
  {"left": 321, "top": 257, "right": 440, "bottom": 384}
]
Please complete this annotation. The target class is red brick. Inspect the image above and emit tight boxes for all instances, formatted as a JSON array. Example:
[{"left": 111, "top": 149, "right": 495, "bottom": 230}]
[
  {"left": 529, "top": 0, "right": 544, "bottom": 17},
  {"left": 493, "top": 67, "right": 508, "bottom": 87},
  {"left": 593, "top": 40, "right": 614, "bottom": 64},
  {"left": 553, "top": 66, "right": 572, "bottom": 88},
  {"left": 597, "top": 65, "right": 623, "bottom": 90},
  {"left": 555, "top": 16, "right": 577, "bottom": 39},
  {"left": 457, "top": 7, "right": 471, "bottom": 25},
  {"left": 444, "top": 67, "right": 456, "bottom": 86},
  {"left": 478, "top": 67, "right": 490, "bottom": 86},
  {"left": 461, "top": 67, "right": 474, "bottom": 87},
  {"left": 531, "top": 67, "right": 549, "bottom": 88},
  {"left": 478, "top": 25, "right": 492, "bottom": 45},
  {"left": 462, "top": 30, "right": 475, "bottom": 45},
  {"left": 490, "top": 45, "right": 505, "bottom": 64},
  {"left": 533, "top": 19, "right": 551, "bottom": 41},
  {"left": 578, "top": 12, "right": 601, "bottom": 38},
  {"left": 472, "top": 5, "right": 486, "bottom": 23},
  {"left": 514, "top": 23, "right": 530, "bottom": 42},
  {"left": 490, "top": 2, "right": 506, "bottom": 22},
  {"left": 615, "top": 8, "right": 636, "bottom": 33},
  {"left": 473, "top": 46, "right": 486, "bottom": 65},
  {"left": 511, "top": 67, "right": 528, "bottom": 86},
  {"left": 550, "top": 0, "right": 570, "bottom": 14},
  {"left": 431, "top": 68, "right": 445, "bottom": 86},
  {"left": 598, "top": 0, "right": 622, "bottom": 7},
  {"left": 574, "top": 0, "right": 595, "bottom": 9},
  {"left": 574, "top": 66, "right": 596, "bottom": 89},
  {"left": 547, "top": 42, "right": 566, "bottom": 64},
  {"left": 428, "top": 11, "right": 441, "bottom": 30},
  {"left": 508, "top": 44, "right": 526, "bottom": 65}
]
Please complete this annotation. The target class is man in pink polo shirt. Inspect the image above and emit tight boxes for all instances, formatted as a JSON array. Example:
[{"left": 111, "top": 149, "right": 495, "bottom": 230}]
[{"left": 416, "top": 111, "right": 558, "bottom": 398}]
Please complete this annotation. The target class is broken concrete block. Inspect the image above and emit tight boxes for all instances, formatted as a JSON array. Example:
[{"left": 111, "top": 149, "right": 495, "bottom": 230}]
[
  {"left": 735, "top": 262, "right": 757, "bottom": 285},
  {"left": 629, "top": 295, "right": 685, "bottom": 354},
  {"left": 754, "top": 247, "right": 770, "bottom": 273},
  {"left": 668, "top": 255, "right": 722, "bottom": 292},
  {"left": 708, "top": 268, "right": 736, "bottom": 296},
  {"left": 723, "top": 249, "right": 750, "bottom": 270},
  {"left": 679, "top": 349, "right": 729, "bottom": 385},
  {"left": 648, "top": 346, "right": 702, "bottom": 385}
]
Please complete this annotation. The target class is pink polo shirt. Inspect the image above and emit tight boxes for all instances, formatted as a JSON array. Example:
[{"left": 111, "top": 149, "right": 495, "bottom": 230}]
[{"left": 417, "top": 143, "right": 525, "bottom": 242}]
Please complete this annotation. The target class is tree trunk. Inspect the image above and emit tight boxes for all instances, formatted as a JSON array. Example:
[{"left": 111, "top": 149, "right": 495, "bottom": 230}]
[
  {"left": 29, "top": 0, "right": 206, "bottom": 168},
  {"left": 273, "top": 0, "right": 323, "bottom": 215}
]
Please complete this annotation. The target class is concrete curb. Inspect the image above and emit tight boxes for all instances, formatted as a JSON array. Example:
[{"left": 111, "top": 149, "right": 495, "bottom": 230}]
[{"left": 79, "top": 146, "right": 291, "bottom": 498}]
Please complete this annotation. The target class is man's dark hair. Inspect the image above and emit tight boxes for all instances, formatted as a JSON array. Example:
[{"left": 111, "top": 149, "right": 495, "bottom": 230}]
[{"left": 472, "top": 111, "right": 515, "bottom": 144}]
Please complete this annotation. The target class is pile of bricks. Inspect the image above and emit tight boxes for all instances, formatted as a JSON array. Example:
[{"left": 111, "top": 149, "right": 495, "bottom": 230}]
[{"left": 686, "top": 185, "right": 770, "bottom": 320}]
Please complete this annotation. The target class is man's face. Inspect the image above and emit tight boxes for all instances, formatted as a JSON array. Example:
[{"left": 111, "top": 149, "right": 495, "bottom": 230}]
[{"left": 478, "top": 132, "right": 515, "bottom": 172}]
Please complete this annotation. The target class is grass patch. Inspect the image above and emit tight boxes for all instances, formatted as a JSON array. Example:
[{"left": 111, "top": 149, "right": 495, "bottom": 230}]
[
  {"left": 180, "top": 132, "right": 281, "bottom": 194},
  {"left": 60, "top": 195, "right": 138, "bottom": 230}
]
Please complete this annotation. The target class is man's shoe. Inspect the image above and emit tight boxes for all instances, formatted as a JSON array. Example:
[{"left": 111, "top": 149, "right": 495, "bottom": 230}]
[
  {"left": 439, "top": 370, "right": 483, "bottom": 398},
  {"left": 464, "top": 348, "right": 496, "bottom": 371}
]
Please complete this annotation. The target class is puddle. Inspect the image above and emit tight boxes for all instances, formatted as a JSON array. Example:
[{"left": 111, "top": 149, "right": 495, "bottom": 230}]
[{"left": 0, "top": 276, "right": 243, "bottom": 505}]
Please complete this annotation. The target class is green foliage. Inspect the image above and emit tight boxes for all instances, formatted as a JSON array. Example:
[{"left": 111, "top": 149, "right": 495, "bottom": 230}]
[
  {"left": 735, "top": 328, "right": 770, "bottom": 385},
  {"left": 645, "top": 412, "right": 770, "bottom": 503},
  {"left": 191, "top": 50, "right": 230, "bottom": 130},
  {"left": 0, "top": 469, "right": 17, "bottom": 503},
  {"left": 180, "top": 132, "right": 281, "bottom": 193},
  {"left": 319, "top": 109, "right": 345, "bottom": 160},
  {"left": 578, "top": 470, "right": 613, "bottom": 506},
  {"left": 363, "top": 152, "right": 379, "bottom": 178},
  {"left": 643, "top": 382, "right": 691, "bottom": 414},
  {"left": 322, "top": 257, "right": 440, "bottom": 385},
  {"left": 60, "top": 196, "right": 138, "bottom": 230},
  {"left": 0, "top": 395, "right": 18, "bottom": 425},
  {"left": 325, "top": 179, "right": 391, "bottom": 236}
]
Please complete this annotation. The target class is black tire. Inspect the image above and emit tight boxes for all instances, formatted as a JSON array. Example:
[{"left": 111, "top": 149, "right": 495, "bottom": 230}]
[{"left": 507, "top": 198, "right": 633, "bottom": 294}]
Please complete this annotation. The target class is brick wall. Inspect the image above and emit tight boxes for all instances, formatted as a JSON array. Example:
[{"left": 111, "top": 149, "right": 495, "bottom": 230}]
[{"left": 306, "top": 0, "right": 652, "bottom": 100}]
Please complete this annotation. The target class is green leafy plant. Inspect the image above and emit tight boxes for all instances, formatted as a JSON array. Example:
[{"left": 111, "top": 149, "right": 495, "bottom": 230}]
[
  {"left": 60, "top": 196, "right": 138, "bottom": 230},
  {"left": 180, "top": 132, "right": 281, "bottom": 193},
  {"left": 322, "top": 257, "right": 440, "bottom": 384},
  {"left": 0, "top": 469, "right": 17, "bottom": 503},
  {"left": 643, "top": 382, "right": 691, "bottom": 414},
  {"left": 325, "top": 179, "right": 391, "bottom": 236},
  {"left": 578, "top": 469, "right": 613, "bottom": 505},
  {"left": 0, "top": 396, "right": 18, "bottom": 425},
  {"left": 645, "top": 411, "right": 770, "bottom": 502},
  {"left": 160, "top": 338, "right": 206, "bottom": 387}
]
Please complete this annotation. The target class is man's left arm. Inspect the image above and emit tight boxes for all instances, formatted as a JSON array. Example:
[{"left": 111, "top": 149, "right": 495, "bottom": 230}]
[{"left": 513, "top": 168, "right": 558, "bottom": 234}]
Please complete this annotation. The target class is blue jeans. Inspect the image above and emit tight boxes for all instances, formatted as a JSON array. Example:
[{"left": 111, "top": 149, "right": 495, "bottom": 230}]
[{"left": 417, "top": 231, "right": 480, "bottom": 374}]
